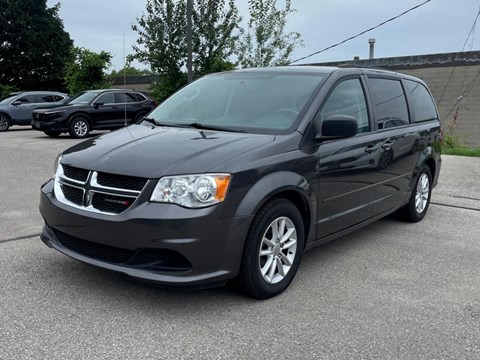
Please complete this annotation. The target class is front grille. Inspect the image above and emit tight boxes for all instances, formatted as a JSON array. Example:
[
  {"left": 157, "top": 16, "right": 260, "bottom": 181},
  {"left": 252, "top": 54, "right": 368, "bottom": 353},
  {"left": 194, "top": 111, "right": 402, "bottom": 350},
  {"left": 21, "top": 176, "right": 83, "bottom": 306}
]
[
  {"left": 34, "top": 113, "right": 47, "bottom": 121},
  {"left": 63, "top": 165, "right": 89, "bottom": 182},
  {"left": 57, "top": 165, "right": 148, "bottom": 215},
  {"left": 60, "top": 184, "right": 83, "bottom": 205},
  {"left": 53, "top": 228, "right": 134, "bottom": 264},
  {"left": 97, "top": 172, "right": 148, "bottom": 191},
  {"left": 91, "top": 193, "right": 134, "bottom": 214}
]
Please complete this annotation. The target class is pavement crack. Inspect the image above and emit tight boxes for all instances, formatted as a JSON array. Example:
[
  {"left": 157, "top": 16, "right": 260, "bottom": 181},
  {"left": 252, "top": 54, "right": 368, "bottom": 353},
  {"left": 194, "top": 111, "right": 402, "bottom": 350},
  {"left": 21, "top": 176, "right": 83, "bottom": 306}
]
[
  {"left": 0, "top": 233, "right": 40, "bottom": 244},
  {"left": 431, "top": 202, "right": 480, "bottom": 212},
  {"left": 451, "top": 195, "right": 480, "bottom": 201}
]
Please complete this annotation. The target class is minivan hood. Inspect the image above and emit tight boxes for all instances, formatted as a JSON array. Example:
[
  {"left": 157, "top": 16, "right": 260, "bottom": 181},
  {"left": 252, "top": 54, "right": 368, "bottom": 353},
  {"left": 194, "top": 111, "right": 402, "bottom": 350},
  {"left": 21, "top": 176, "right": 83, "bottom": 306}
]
[{"left": 61, "top": 124, "right": 275, "bottom": 178}]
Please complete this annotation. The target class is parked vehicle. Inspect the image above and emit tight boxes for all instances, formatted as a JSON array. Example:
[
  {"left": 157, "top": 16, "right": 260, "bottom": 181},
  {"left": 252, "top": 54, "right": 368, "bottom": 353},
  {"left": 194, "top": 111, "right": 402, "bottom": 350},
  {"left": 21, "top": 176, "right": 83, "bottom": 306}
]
[
  {"left": 31, "top": 89, "right": 156, "bottom": 138},
  {"left": 0, "top": 91, "right": 68, "bottom": 132},
  {"left": 39, "top": 66, "right": 442, "bottom": 299}
]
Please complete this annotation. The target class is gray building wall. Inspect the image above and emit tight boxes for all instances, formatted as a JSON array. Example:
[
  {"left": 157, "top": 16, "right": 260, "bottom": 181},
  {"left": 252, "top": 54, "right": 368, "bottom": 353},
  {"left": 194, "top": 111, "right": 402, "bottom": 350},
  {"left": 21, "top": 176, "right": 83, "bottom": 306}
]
[{"left": 307, "top": 51, "right": 480, "bottom": 148}]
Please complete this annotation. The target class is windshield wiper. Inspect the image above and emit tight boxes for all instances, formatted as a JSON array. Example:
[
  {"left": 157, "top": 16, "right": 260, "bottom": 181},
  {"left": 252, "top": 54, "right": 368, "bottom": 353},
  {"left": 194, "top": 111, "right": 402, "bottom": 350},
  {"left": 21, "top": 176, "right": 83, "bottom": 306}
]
[
  {"left": 183, "top": 122, "right": 245, "bottom": 133},
  {"left": 141, "top": 117, "right": 159, "bottom": 125}
]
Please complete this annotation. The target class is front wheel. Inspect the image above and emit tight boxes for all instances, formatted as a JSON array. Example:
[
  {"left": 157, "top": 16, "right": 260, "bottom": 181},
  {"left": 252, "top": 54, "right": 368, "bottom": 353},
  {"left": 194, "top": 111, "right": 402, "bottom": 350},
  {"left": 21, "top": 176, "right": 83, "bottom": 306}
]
[
  {"left": 69, "top": 117, "right": 90, "bottom": 138},
  {"left": 0, "top": 114, "right": 10, "bottom": 132},
  {"left": 235, "top": 199, "right": 305, "bottom": 299},
  {"left": 398, "top": 166, "right": 432, "bottom": 222}
]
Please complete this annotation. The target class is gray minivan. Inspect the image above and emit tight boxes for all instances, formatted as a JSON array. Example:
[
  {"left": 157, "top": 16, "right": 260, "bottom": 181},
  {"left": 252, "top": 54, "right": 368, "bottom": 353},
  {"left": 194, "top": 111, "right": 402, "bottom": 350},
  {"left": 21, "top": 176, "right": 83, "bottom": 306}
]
[
  {"left": 0, "top": 91, "right": 68, "bottom": 131},
  {"left": 39, "top": 66, "right": 442, "bottom": 299}
]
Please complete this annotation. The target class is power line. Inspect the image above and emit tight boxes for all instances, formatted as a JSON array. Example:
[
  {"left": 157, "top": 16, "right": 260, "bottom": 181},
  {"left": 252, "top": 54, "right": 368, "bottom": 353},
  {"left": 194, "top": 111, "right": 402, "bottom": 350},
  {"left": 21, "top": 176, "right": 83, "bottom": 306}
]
[
  {"left": 437, "top": 6, "right": 480, "bottom": 106},
  {"left": 289, "top": 0, "right": 432, "bottom": 65}
]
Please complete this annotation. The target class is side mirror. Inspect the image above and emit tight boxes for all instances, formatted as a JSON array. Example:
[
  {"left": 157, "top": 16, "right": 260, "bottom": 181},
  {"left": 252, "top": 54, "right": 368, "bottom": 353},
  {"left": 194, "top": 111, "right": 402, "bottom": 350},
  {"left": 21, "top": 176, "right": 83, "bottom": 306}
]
[
  {"left": 12, "top": 100, "right": 22, "bottom": 106},
  {"left": 317, "top": 115, "right": 358, "bottom": 140},
  {"left": 92, "top": 101, "right": 104, "bottom": 109}
]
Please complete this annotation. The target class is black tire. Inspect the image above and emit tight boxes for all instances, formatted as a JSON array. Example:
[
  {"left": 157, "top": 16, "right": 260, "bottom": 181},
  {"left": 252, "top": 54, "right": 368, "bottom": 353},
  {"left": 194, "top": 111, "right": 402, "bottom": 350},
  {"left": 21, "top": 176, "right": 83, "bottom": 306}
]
[
  {"left": 44, "top": 131, "right": 61, "bottom": 137},
  {"left": 398, "top": 166, "right": 432, "bottom": 222},
  {"left": 0, "top": 113, "right": 10, "bottom": 132},
  {"left": 69, "top": 117, "right": 90, "bottom": 138},
  {"left": 235, "top": 199, "right": 305, "bottom": 299}
]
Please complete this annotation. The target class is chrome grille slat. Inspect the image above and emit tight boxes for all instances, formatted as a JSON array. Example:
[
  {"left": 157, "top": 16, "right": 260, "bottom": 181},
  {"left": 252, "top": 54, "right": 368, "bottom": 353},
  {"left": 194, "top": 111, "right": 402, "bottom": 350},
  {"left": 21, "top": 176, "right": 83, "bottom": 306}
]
[{"left": 55, "top": 165, "right": 148, "bottom": 215}]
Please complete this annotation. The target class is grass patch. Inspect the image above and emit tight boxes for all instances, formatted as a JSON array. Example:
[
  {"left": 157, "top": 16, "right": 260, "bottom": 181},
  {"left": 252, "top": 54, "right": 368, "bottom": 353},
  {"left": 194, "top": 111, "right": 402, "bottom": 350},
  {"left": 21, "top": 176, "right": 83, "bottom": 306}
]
[{"left": 442, "top": 146, "right": 480, "bottom": 157}]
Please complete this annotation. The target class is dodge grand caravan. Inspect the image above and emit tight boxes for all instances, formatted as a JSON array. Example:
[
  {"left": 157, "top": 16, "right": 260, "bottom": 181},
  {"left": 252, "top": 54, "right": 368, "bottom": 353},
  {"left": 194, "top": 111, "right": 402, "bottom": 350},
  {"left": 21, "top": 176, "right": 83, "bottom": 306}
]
[{"left": 39, "top": 66, "right": 442, "bottom": 299}]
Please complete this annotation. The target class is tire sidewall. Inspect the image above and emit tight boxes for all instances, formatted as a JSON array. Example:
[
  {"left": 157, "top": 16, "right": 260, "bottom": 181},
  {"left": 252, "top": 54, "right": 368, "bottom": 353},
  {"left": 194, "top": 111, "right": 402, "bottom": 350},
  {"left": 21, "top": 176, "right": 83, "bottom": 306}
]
[
  {"left": 69, "top": 117, "right": 90, "bottom": 138},
  {"left": 242, "top": 199, "right": 305, "bottom": 299},
  {"left": 0, "top": 114, "right": 10, "bottom": 132}
]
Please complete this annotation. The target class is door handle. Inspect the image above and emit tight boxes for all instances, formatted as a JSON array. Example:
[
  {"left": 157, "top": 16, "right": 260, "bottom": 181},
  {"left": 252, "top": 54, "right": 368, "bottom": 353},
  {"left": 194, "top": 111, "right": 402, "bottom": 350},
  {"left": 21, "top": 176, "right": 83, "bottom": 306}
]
[
  {"left": 364, "top": 145, "right": 379, "bottom": 153},
  {"left": 381, "top": 141, "right": 393, "bottom": 151}
]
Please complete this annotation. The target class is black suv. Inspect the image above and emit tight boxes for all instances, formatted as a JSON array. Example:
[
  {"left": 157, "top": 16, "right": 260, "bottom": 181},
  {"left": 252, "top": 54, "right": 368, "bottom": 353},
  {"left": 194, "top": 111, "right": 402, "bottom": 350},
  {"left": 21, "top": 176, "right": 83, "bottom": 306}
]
[
  {"left": 32, "top": 89, "right": 156, "bottom": 138},
  {"left": 39, "top": 67, "right": 442, "bottom": 299}
]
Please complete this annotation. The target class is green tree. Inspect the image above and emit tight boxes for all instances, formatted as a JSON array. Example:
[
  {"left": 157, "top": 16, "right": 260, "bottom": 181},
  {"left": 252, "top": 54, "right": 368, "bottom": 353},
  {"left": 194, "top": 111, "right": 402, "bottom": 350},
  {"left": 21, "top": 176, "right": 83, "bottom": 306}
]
[
  {"left": 131, "top": 0, "right": 240, "bottom": 101},
  {"left": 64, "top": 47, "right": 112, "bottom": 95},
  {"left": 109, "top": 66, "right": 153, "bottom": 79},
  {"left": 237, "top": 0, "right": 303, "bottom": 68},
  {"left": 0, "top": 0, "right": 73, "bottom": 90}
]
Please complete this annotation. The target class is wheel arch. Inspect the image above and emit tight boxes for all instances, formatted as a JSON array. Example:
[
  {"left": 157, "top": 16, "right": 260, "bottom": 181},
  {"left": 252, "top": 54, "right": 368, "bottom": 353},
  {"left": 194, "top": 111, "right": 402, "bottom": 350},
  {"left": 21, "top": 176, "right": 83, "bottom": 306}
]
[
  {"left": 0, "top": 111, "right": 12, "bottom": 124},
  {"left": 68, "top": 112, "right": 92, "bottom": 128}
]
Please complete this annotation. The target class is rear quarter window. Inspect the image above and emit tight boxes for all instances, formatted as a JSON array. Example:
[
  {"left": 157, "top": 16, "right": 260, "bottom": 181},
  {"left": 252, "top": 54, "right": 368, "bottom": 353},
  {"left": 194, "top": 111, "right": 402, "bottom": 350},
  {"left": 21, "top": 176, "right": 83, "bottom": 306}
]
[{"left": 404, "top": 80, "right": 438, "bottom": 123}]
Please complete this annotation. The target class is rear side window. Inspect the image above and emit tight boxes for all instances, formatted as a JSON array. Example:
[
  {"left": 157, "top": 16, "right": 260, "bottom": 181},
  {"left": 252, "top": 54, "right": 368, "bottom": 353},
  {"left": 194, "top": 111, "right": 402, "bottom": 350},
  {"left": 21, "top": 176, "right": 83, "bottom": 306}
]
[
  {"left": 318, "top": 78, "right": 370, "bottom": 133},
  {"left": 39, "top": 94, "right": 55, "bottom": 103},
  {"left": 368, "top": 78, "right": 409, "bottom": 129},
  {"left": 129, "top": 92, "right": 147, "bottom": 102},
  {"left": 404, "top": 80, "right": 438, "bottom": 123}
]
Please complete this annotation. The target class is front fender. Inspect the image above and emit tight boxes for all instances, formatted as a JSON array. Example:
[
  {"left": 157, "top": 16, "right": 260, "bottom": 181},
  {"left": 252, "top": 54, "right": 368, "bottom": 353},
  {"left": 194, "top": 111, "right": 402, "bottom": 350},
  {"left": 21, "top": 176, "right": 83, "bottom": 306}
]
[{"left": 234, "top": 171, "right": 317, "bottom": 242}]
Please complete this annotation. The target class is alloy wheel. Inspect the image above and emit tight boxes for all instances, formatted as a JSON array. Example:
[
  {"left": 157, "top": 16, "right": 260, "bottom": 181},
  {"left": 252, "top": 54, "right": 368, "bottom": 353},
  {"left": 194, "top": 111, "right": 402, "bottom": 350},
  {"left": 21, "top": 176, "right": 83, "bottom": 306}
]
[
  {"left": 258, "top": 216, "right": 297, "bottom": 284},
  {"left": 415, "top": 173, "right": 430, "bottom": 213},
  {"left": 74, "top": 120, "right": 88, "bottom": 137}
]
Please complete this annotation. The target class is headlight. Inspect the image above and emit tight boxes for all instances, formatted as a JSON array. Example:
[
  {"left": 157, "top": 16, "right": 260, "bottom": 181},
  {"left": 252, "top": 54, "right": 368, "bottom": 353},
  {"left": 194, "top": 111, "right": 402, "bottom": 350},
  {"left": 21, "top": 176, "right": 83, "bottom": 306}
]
[
  {"left": 53, "top": 154, "right": 62, "bottom": 177},
  {"left": 150, "top": 174, "right": 231, "bottom": 208}
]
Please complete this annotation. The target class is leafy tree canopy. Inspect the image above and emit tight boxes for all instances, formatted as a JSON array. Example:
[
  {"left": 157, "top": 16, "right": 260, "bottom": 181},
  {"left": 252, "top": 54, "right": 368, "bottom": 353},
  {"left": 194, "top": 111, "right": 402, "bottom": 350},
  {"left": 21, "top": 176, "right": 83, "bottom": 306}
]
[
  {"left": 237, "top": 0, "right": 303, "bottom": 68},
  {"left": 0, "top": 0, "right": 73, "bottom": 91},
  {"left": 131, "top": 0, "right": 240, "bottom": 101},
  {"left": 64, "top": 47, "right": 112, "bottom": 95},
  {"left": 109, "top": 66, "right": 153, "bottom": 78}
]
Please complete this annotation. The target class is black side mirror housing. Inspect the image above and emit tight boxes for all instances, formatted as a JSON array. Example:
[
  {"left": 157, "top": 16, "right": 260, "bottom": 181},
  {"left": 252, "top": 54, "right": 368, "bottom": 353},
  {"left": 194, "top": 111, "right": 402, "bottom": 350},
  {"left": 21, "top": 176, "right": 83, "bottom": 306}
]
[
  {"left": 93, "top": 101, "right": 104, "bottom": 109},
  {"left": 317, "top": 115, "right": 358, "bottom": 141},
  {"left": 12, "top": 100, "right": 22, "bottom": 106}
]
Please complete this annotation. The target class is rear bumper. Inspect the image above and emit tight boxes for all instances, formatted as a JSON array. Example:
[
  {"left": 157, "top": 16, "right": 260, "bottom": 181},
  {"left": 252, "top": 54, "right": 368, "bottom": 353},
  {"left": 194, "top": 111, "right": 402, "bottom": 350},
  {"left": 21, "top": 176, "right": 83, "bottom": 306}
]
[{"left": 39, "top": 179, "right": 252, "bottom": 287}]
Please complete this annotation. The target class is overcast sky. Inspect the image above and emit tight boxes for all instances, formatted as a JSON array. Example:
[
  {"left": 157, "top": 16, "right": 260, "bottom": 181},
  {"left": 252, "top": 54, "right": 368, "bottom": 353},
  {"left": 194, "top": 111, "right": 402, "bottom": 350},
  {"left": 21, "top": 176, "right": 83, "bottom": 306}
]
[{"left": 46, "top": 0, "right": 480, "bottom": 70}]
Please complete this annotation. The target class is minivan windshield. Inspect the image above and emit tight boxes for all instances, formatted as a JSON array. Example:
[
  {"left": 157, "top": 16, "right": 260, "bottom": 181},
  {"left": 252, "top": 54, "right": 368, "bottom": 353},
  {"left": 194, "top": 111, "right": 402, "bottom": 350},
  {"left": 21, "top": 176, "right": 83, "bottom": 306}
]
[
  {"left": 65, "top": 91, "right": 99, "bottom": 105},
  {"left": 146, "top": 72, "right": 325, "bottom": 134}
]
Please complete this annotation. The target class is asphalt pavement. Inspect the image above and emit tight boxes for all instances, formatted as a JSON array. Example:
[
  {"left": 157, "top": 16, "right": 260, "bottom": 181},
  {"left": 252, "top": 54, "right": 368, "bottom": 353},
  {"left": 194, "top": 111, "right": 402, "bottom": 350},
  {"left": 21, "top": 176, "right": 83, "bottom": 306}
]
[{"left": 1, "top": 129, "right": 479, "bottom": 359}]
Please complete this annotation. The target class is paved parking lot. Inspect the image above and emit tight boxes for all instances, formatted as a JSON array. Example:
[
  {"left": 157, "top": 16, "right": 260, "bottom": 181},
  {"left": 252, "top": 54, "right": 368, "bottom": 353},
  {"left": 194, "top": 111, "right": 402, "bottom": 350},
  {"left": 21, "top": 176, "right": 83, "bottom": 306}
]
[{"left": 1, "top": 129, "right": 480, "bottom": 359}]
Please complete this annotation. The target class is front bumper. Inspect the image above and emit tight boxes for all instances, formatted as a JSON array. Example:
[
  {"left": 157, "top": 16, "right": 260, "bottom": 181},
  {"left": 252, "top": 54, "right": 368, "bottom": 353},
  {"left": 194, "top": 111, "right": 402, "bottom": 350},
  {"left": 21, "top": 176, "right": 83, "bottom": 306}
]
[
  {"left": 39, "top": 179, "right": 252, "bottom": 287},
  {"left": 32, "top": 118, "right": 68, "bottom": 132}
]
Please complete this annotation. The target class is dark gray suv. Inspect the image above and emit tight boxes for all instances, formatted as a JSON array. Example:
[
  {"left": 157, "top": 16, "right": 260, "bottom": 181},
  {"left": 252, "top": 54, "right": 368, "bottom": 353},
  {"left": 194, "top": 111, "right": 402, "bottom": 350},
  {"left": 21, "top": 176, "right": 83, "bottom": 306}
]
[
  {"left": 39, "top": 66, "right": 442, "bottom": 299},
  {"left": 0, "top": 91, "right": 68, "bottom": 131}
]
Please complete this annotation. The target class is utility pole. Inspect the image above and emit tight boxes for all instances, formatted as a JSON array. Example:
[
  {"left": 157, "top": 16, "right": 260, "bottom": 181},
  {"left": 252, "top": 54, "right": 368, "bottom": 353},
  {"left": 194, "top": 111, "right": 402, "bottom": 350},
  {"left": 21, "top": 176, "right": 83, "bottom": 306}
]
[{"left": 187, "top": 0, "right": 193, "bottom": 83}]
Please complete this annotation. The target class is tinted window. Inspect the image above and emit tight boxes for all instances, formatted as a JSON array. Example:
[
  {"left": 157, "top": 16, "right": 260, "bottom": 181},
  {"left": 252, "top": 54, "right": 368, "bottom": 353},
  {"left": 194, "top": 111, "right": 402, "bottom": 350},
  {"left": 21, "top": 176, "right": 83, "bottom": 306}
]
[
  {"left": 115, "top": 92, "right": 145, "bottom": 103},
  {"left": 129, "top": 92, "right": 147, "bottom": 102},
  {"left": 53, "top": 95, "right": 64, "bottom": 102},
  {"left": 97, "top": 93, "right": 115, "bottom": 104},
  {"left": 16, "top": 95, "right": 37, "bottom": 104},
  {"left": 404, "top": 80, "right": 437, "bottom": 122},
  {"left": 39, "top": 95, "right": 55, "bottom": 103},
  {"left": 368, "top": 78, "right": 409, "bottom": 129},
  {"left": 318, "top": 78, "right": 370, "bottom": 133}
]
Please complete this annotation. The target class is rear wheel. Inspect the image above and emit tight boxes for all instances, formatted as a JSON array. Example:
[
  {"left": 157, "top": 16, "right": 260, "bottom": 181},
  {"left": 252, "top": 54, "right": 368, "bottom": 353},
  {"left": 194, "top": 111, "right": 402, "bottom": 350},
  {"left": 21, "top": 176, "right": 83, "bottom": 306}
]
[
  {"left": 398, "top": 166, "right": 432, "bottom": 222},
  {"left": 44, "top": 131, "right": 61, "bottom": 137},
  {"left": 69, "top": 117, "right": 90, "bottom": 138},
  {"left": 235, "top": 199, "right": 305, "bottom": 299},
  {"left": 0, "top": 114, "right": 10, "bottom": 132}
]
